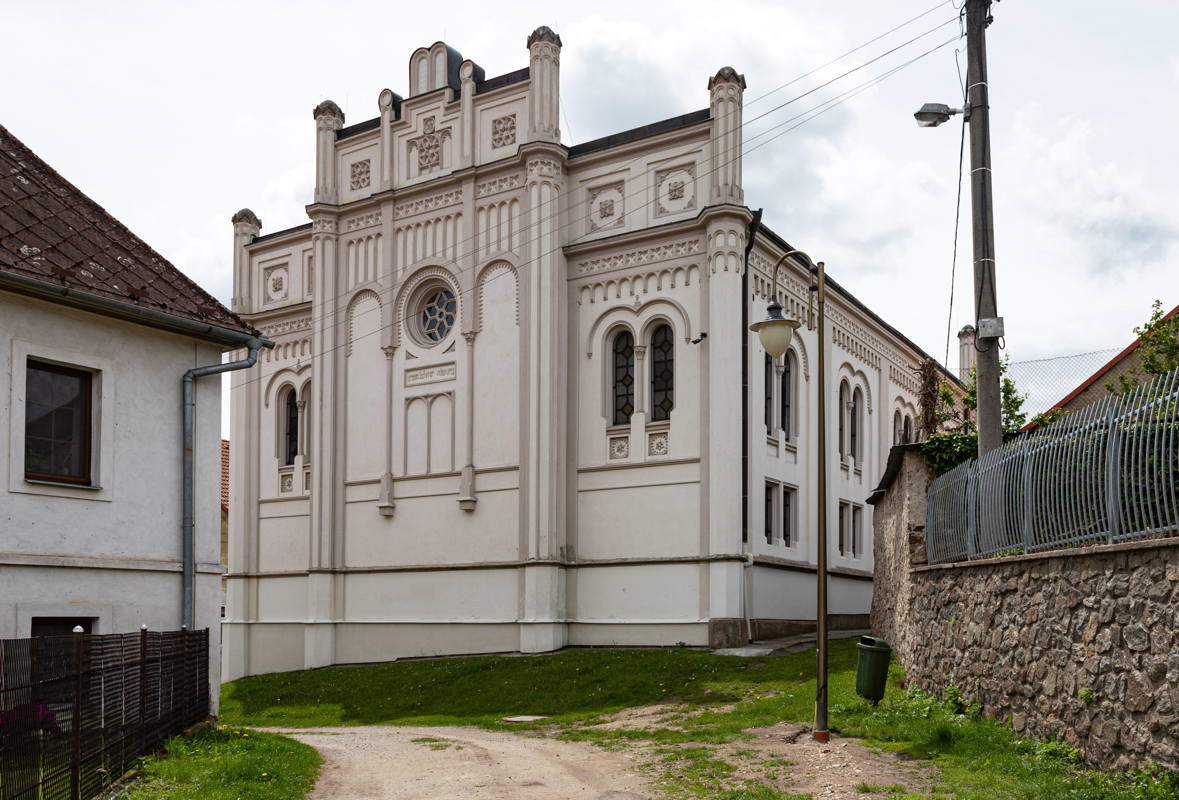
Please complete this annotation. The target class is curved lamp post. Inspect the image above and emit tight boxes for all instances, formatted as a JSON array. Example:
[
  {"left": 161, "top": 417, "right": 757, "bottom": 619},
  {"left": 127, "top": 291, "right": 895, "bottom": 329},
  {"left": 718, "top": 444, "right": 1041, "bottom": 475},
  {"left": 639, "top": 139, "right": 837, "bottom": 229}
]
[{"left": 750, "top": 249, "right": 830, "bottom": 743}]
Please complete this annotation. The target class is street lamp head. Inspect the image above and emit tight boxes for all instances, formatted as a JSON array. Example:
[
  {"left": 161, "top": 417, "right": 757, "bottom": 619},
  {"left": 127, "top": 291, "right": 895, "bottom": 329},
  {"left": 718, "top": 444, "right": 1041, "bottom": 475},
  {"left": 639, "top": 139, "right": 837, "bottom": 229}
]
[
  {"left": 749, "top": 299, "right": 801, "bottom": 359},
  {"left": 914, "top": 102, "right": 958, "bottom": 128}
]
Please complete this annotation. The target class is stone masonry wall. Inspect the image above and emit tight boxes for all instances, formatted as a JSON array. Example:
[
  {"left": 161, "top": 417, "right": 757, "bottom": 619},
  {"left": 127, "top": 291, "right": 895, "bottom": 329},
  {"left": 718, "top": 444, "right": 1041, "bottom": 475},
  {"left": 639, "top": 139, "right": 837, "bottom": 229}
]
[{"left": 871, "top": 449, "right": 1179, "bottom": 771}]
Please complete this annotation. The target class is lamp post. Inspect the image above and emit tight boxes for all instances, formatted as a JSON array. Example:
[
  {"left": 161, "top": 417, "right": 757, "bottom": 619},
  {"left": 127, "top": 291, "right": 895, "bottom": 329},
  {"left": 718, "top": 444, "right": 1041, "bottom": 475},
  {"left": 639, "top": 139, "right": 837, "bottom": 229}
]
[
  {"left": 750, "top": 249, "right": 830, "bottom": 743},
  {"left": 914, "top": 0, "right": 1003, "bottom": 456}
]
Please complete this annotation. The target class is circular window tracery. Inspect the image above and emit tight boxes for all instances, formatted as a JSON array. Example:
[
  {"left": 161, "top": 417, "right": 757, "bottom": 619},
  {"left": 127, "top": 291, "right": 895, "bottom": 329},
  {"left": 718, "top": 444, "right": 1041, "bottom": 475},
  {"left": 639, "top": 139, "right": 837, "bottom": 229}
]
[{"left": 416, "top": 286, "right": 457, "bottom": 344}]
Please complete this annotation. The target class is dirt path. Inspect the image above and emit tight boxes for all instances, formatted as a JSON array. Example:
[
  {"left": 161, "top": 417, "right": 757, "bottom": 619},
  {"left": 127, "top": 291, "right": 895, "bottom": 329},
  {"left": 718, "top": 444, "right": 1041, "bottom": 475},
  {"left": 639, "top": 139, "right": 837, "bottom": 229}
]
[{"left": 263, "top": 726, "right": 651, "bottom": 800}]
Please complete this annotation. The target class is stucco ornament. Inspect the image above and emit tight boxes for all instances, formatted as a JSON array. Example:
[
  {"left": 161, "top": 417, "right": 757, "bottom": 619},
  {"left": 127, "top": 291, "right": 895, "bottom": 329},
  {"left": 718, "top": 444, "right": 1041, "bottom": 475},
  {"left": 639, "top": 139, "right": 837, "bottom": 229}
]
[
  {"left": 708, "top": 66, "right": 746, "bottom": 90},
  {"left": 312, "top": 99, "right": 345, "bottom": 123},
  {"left": 526, "top": 25, "right": 563, "bottom": 48},
  {"left": 231, "top": 208, "right": 262, "bottom": 227}
]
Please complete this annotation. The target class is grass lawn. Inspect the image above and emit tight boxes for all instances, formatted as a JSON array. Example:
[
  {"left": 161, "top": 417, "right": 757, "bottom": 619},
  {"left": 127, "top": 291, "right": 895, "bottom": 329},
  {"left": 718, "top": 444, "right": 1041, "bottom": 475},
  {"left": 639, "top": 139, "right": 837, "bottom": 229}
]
[
  {"left": 220, "top": 639, "right": 1179, "bottom": 800},
  {"left": 115, "top": 725, "right": 320, "bottom": 800}
]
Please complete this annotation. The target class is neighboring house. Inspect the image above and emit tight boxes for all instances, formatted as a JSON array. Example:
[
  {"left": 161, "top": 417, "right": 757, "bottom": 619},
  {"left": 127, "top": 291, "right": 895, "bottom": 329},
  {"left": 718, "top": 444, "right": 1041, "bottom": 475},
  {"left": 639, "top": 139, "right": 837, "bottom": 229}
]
[
  {"left": 224, "top": 29, "right": 956, "bottom": 679},
  {"left": 1041, "top": 303, "right": 1178, "bottom": 415},
  {"left": 0, "top": 123, "right": 262, "bottom": 705}
]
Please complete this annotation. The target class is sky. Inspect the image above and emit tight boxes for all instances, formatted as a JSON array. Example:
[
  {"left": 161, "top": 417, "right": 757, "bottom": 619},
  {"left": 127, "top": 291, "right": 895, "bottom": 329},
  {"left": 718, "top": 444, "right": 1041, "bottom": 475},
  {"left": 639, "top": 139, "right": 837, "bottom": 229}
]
[{"left": 5, "top": 1, "right": 1177, "bottom": 432}]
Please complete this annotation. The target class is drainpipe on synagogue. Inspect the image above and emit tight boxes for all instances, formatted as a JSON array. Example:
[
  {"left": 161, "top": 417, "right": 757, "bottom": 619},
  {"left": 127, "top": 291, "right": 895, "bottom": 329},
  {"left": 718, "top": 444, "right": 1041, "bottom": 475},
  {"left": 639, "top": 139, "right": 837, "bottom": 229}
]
[{"left": 182, "top": 337, "right": 272, "bottom": 630}]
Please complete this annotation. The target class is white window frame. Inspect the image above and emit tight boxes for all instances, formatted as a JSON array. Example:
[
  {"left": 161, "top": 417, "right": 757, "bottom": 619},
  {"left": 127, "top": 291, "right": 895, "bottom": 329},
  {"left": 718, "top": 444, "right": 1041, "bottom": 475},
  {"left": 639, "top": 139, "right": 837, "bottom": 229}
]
[{"left": 8, "top": 340, "right": 113, "bottom": 501}]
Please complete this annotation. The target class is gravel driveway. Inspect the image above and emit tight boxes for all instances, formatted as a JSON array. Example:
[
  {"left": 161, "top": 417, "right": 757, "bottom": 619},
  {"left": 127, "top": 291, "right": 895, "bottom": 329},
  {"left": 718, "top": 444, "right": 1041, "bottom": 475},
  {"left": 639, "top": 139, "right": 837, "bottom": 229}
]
[{"left": 264, "top": 726, "right": 650, "bottom": 800}]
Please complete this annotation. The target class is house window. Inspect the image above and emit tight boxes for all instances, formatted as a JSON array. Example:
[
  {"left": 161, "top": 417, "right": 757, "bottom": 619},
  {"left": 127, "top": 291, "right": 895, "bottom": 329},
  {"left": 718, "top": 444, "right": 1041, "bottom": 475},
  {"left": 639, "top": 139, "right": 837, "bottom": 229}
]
[
  {"left": 764, "top": 482, "right": 775, "bottom": 544},
  {"left": 893, "top": 410, "right": 903, "bottom": 445},
  {"left": 782, "top": 485, "right": 795, "bottom": 547},
  {"left": 650, "top": 324, "right": 674, "bottom": 422},
  {"left": 418, "top": 287, "right": 457, "bottom": 343},
  {"left": 781, "top": 354, "right": 793, "bottom": 440},
  {"left": 25, "top": 360, "right": 92, "bottom": 485},
  {"left": 612, "top": 330, "right": 635, "bottom": 426},
  {"left": 283, "top": 388, "right": 299, "bottom": 466},
  {"left": 853, "top": 505, "right": 864, "bottom": 558},
  {"left": 764, "top": 353, "right": 774, "bottom": 431},
  {"left": 851, "top": 387, "right": 863, "bottom": 463},
  {"left": 902, "top": 414, "right": 913, "bottom": 444}
]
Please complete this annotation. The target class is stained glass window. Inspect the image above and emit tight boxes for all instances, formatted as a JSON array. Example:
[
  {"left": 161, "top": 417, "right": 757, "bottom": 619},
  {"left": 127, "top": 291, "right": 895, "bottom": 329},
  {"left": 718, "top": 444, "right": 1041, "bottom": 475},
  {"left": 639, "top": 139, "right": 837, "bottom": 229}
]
[
  {"left": 284, "top": 389, "right": 299, "bottom": 466},
  {"left": 781, "top": 354, "right": 793, "bottom": 439},
  {"left": 612, "top": 330, "right": 635, "bottom": 425},
  {"left": 24, "top": 361, "right": 91, "bottom": 485},
  {"left": 650, "top": 324, "right": 674, "bottom": 422},
  {"left": 764, "top": 354, "right": 774, "bottom": 430},
  {"left": 419, "top": 288, "right": 456, "bottom": 342}
]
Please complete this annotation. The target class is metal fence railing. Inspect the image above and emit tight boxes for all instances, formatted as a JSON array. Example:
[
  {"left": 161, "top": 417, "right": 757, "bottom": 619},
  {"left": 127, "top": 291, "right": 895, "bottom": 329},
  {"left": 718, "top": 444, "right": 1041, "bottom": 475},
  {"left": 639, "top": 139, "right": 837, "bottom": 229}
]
[
  {"left": 0, "top": 628, "right": 208, "bottom": 800},
  {"left": 926, "top": 367, "right": 1179, "bottom": 564}
]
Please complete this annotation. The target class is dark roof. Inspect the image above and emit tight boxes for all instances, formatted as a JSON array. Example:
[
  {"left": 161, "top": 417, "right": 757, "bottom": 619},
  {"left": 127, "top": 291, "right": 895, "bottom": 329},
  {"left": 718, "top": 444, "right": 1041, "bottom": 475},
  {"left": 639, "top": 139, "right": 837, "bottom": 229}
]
[
  {"left": 476, "top": 67, "right": 530, "bottom": 95},
  {"left": 0, "top": 123, "right": 255, "bottom": 337},
  {"left": 568, "top": 109, "right": 710, "bottom": 158},
  {"left": 756, "top": 222, "right": 964, "bottom": 389},
  {"left": 336, "top": 117, "right": 381, "bottom": 140},
  {"left": 251, "top": 222, "right": 312, "bottom": 244}
]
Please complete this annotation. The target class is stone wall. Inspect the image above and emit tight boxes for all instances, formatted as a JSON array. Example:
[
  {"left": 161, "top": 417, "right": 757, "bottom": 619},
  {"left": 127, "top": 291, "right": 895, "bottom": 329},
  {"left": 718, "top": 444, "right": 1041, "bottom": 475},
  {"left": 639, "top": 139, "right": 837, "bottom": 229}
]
[{"left": 871, "top": 449, "right": 1179, "bottom": 771}]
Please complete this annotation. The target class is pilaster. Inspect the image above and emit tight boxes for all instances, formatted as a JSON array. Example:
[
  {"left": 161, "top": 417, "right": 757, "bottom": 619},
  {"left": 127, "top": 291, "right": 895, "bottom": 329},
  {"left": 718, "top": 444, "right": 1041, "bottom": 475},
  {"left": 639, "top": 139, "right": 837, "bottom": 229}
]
[
  {"left": 459, "top": 62, "right": 477, "bottom": 168},
  {"left": 313, "top": 100, "right": 345, "bottom": 204},
  {"left": 308, "top": 213, "right": 342, "bottom": 573},
  {"left": 230, "top": 209, "right": 261, "bottom": 313},
  {"left": 377, "top": 89, "right": 400, "bottom": 191},
  {"left": 526, "top": 27, "right": 562, "bottom": 143},
  {"left": 708, "top": 67, "right": 746, "bottom": 205}
]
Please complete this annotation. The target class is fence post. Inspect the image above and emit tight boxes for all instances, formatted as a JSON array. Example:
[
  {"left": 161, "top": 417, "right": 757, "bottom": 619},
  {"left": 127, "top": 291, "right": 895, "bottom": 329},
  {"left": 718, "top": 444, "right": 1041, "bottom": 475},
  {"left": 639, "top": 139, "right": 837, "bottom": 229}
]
[
  {"left": 138, "top": 625, "right": 147, "bottom": 755},
  {"left": 966, "top": 463, "right": 978, "bottom": 559},
  {"left": 71, "top": 627, "right": 83, "bottom": 800},
  {"left": 1104, "top": 402, "right": 1121, "bottom": 543}
]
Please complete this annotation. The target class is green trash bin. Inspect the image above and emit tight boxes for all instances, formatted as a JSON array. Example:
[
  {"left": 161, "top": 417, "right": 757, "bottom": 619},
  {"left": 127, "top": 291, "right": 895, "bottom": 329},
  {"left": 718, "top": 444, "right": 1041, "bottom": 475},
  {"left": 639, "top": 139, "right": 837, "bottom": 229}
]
[{"left": 855, "top": 636, "right": 892, "bottom": 704}]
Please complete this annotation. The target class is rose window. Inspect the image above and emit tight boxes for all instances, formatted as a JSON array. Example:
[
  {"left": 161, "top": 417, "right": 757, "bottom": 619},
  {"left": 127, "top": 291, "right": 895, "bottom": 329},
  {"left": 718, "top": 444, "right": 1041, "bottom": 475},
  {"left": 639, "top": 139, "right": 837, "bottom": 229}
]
[{"left": 418, "top": 288, "right": 456, "bottom": 343}]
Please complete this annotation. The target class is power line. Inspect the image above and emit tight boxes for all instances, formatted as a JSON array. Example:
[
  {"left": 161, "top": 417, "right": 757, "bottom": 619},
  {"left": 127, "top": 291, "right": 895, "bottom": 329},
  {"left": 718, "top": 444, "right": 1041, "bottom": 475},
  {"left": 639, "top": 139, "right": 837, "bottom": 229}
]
[
  {"left": 225, "top": 33, "right": 962, "bottom": 398},
  {"left": 231, "top": 13, "right": 966, "bottom": 343}
]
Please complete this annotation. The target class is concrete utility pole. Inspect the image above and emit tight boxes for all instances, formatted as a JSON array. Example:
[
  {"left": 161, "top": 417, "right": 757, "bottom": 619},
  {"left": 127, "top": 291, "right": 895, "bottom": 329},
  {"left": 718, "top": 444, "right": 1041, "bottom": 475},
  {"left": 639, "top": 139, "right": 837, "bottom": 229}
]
[{"left": 966, "top": 0, "right": 1003, "bottom": 456}]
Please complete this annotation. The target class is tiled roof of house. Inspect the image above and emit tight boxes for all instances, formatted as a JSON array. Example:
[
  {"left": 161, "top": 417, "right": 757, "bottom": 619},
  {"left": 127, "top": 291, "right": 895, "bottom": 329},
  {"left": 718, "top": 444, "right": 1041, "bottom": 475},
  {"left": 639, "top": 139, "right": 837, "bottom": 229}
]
[
  {"left": 221, "top": 439, "right": 230, "bottom": 515},
  {"left": 0, "top": 123, "right": 256, "bottom": 337}
]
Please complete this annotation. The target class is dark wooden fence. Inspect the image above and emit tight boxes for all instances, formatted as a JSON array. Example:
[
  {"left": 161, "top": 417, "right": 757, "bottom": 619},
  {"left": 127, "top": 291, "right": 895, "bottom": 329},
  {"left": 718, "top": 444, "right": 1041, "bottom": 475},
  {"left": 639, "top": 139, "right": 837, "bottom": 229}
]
[{"left": 0, "top": 628, "right": 209, "bottom": 800}]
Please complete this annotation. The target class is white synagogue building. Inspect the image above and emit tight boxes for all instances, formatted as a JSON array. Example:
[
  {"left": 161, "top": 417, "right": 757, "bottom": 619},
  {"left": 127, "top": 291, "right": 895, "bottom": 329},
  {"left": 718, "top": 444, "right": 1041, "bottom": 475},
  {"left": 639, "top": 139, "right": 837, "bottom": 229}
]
[{"left": 224, "top": 27, "right": 933, "bottom": 679}]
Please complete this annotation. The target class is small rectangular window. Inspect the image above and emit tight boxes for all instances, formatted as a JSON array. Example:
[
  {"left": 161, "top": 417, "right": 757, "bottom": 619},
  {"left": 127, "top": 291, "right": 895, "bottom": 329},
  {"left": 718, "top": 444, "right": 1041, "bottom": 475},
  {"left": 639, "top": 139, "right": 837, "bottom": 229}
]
[
  {"left": 782, "top": 486, "right": 795, "bottom": 547},
  {"left": 853, "top": 505, "right": 864, "bottom": 557},
  {"left": 25, "top": 360, "right": 92, "bottom": 485},
  {"left": 764, "top": 482, "right": 775, "bottom": 544}
]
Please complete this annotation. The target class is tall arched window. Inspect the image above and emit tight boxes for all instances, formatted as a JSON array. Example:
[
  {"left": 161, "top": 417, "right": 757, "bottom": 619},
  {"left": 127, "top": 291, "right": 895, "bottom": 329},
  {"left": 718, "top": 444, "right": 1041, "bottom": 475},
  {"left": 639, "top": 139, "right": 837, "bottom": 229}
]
[
  {"left": 283, "top": 388, "right": 299, "bottom": 466},
  {"left": 764, "top": 353, "right": 774, "bottom": 430},
  {"left": 781, "top": 353, "right": 794, "bottom": 440},
  {"left": 838, "top": 381, "right": 850, "bottom": 458},
  {"left": 851, "top": 387, "right": 863, "bottom": 463},
  {"left": 650, "top": 324, "right": 674, "bottom": 422},
  {"left": 893, "top": 409, "right": 903, "bottom": 445},
  {"left": 612, "top": 330, "right": 635, "bottom": 426},
  {"left": 902, "top": 414, "right": 913, "bottom": 444}
]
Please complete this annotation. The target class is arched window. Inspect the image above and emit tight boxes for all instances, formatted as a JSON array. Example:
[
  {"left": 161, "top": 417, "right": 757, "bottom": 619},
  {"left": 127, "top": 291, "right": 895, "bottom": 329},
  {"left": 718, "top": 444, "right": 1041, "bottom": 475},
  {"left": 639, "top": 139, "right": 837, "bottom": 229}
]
[
  {"left": 838, "top": 381, "right": 850, "bottom": 458},
  {"left": 851, "top": 387, "right": 863, "bottom": 463},
  {"left": 893, "top": 409, "right": 903, "bottom": 445},
  {"left": 902, "top": 414, "right": 913, "bottom": 444},
  {"left": 781, "top": 353, "right": 794, "bottom": 440},
  {"left": 283, "top": 388, "right": 299, "bottom": 466},
  {"left": 650, "top": 324, "right": 674, "bottom": 422},
  {"left": 764, "top": 353, "right": 774, "bottom": 430},
  {"left": 612, "top": 330, "right": 635, "bottom": 425}
]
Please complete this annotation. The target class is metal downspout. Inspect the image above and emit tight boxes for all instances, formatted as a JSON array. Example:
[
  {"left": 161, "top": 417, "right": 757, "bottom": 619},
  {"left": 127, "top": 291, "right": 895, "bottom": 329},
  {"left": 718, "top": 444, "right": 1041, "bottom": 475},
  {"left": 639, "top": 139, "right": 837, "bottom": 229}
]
[
  {"left": 741, "top": 209, "right": 762, "bottom": 643},
  {"left": 182, "top": 337, "right": 269, "bottom": 629}
]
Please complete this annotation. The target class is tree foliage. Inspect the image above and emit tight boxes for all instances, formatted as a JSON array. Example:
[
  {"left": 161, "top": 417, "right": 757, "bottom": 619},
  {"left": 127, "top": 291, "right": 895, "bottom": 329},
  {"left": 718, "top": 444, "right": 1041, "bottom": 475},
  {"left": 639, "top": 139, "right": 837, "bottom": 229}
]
[{"left": 1109, "top": 299, "right": 1179, "bottom": 395}]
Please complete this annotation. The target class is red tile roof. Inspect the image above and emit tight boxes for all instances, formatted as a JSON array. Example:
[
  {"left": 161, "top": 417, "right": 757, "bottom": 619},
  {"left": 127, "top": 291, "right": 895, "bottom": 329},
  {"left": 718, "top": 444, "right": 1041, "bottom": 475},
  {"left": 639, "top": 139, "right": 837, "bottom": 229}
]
[
  {"left": 220, "top": 439, "right": 230, "bottom": 515},
  {"left": 0, "top": 123, "right": 255, "bottom": 337}
]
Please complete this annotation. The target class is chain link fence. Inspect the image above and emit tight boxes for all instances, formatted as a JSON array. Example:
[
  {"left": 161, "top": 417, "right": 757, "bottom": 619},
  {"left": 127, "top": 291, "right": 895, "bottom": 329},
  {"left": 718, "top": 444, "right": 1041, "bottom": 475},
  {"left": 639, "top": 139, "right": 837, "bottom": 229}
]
[{"left": 927, "top": 366, "right": 1179, "bottom": 564}]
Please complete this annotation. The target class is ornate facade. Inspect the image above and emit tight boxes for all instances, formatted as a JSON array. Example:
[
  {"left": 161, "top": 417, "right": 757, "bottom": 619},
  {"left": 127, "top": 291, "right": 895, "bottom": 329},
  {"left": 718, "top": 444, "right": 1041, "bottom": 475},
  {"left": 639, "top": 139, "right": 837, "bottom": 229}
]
[{"left": 224, "top": 29, "right": 934, "bottom": 678}]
